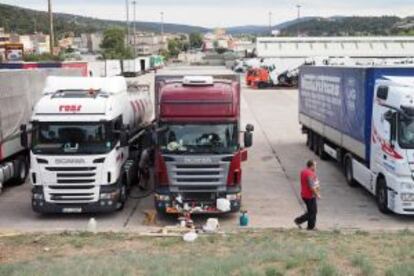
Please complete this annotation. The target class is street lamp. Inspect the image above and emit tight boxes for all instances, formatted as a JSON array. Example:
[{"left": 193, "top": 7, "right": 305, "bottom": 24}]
[
  {"left": 296, "top": 4, "right": 302, "bottom": 37},
  {"left": 132, "top": 0, "right": 137, "bottom": 57},
  {"left": 161, "top": 12, "right": 164, "bottom": 38},
  {"left": 48, "top": 0, "right": 54, "bottom": 54},
  {"left": 268, "top": 11, "right": 272, "bottom": 36},
  {"left": 125, "top": 0, "right": 130, "bottom": 46}
]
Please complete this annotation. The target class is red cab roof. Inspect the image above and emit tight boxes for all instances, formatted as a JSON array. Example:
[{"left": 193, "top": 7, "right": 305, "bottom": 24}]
[{"left": 158, "top": 80, "right": 240, "bottom": 121}]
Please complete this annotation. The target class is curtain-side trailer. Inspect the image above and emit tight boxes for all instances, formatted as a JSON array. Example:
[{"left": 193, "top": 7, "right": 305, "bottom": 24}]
[{"left": 299, "top": 65, "right": 414, "bottom": 215}]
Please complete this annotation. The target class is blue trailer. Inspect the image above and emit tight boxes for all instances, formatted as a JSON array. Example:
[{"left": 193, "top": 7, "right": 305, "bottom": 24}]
[{"left": 299, "top": 65, "right": 414, "bottom": 215}]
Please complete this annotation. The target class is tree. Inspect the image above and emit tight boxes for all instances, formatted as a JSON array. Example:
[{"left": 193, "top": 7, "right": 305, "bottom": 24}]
[
  {"left": 189, "top": 33, "right": 203, "bottom": 49},
  {"left": 167, "top": 36, "right": 190, "bottom": 57},
  {"left": 100, "top": 28, "right": 133, "bottom": 60}
]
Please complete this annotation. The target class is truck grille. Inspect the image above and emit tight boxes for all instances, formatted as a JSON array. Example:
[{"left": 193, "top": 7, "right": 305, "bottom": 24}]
[
  {"left": 166, "top": 156, "right": 230, "bottom": 193},
  {"left": 44, "top": 166, "right": 99, "bottom": 203}
]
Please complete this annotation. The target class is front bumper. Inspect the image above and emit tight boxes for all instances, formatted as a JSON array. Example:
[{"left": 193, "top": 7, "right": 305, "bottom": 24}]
[
  {"left": 32, "top": 184, "right": 121, "bottom": 214},
  {"left": 154, "top": 186, "right": 242, "bottom": 214}
]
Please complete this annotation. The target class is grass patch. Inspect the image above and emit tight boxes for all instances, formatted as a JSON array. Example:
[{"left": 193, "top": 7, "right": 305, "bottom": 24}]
[
  {"left": 0, "top": 230, "right": 413, "bottom": 275},
  {"left": 351, "top": 254, "right": 375, "bottom": 275},
  {"left": 385, "top": 262, "right": 414, "bottom": 276},
  {"left": 318, "top": 262, "right": 339, "bottom": 276}
]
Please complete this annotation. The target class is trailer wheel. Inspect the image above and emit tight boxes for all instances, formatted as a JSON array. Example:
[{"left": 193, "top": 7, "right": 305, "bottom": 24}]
[
  {"left": 376, "top": 178, "right": 390, "bottom": 214},
  {"left": 312, "top": 133, "right": 319, "bottom": 154},
  {"left": 344, "top": 155, "right": 358, "bottom": 187},
  {"left": 309, "top": 131, "right": 315, "bottom": 151},
  {"left": 317, "top": 138, "right": 329, "bottom": 160},
  {"left": 306, "top": 131, "right": 311, "bottom": 148},
  {"left": 13, "top": 156, "right": 28, "bottom": 185}
]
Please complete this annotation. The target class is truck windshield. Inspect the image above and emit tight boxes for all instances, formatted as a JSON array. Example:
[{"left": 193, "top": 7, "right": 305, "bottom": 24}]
[
  {"left": 399, "top": 116, "right": 414, "bottom": 149},
  {"left": 159, "top": 123, "right": 238, "bottom": 154},
  {"left": 32, "top": 122, "right": 114, "bottom": 155}
]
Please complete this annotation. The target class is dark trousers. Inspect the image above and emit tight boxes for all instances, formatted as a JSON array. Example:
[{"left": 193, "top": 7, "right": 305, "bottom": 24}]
[{"left": 295, "top": 197, "right": 317, "bottom": 230}]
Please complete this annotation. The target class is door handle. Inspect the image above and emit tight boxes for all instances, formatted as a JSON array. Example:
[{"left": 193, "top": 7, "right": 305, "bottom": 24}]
[{"left": 383, "top": 155, "right": 387, "bottom": 160}]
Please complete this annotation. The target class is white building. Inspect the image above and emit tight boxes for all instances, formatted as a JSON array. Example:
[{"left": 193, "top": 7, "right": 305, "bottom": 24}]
[{"left": 256, "top": 37, "right": 414, "bottom": 58}]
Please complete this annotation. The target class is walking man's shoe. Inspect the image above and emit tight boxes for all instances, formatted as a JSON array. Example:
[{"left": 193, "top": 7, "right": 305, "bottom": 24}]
[{"left": 294, "top": 219, "right": 302, "bottom": 229}]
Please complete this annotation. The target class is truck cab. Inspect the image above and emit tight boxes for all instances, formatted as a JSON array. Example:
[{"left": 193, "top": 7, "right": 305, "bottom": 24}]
[
  {"left": 154, "top": 72, "right": 253, "bottom": 214},
  {"left": 27, "top": 76, "right": 152, "bottom": 213},
  {"left": 370, "top": 77, "right": 414, "bottom": 214}
]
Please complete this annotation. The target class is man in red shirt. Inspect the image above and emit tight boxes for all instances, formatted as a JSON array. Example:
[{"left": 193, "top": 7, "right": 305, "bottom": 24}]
[{"left": 294, "top": 160, "right": 321, "bottom": 230}]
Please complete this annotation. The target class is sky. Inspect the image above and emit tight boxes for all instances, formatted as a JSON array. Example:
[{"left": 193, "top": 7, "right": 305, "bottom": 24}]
[{"left": 1, "top": 0, "right": 413, "bottom": 28}]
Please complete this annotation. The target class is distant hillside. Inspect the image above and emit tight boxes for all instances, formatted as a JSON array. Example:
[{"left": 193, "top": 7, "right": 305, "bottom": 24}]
[
  {"left": 225, "top": 17, "right": 316, "bottom": 35},
  {"left": 0, "top": 3, "right": 208, "bottom": 37},
  {"left": 280, "top": 16, "right": 414, "bottom": 36}
]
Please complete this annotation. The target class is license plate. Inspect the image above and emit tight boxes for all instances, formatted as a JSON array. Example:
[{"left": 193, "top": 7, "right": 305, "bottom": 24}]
[{"left": 62, "top": 208, "right": 82, "bottom": 213}]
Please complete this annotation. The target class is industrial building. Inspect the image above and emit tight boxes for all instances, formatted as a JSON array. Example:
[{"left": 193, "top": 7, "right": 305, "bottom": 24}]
[{"left": 256, "top": 36, "right": 414, "bottom": 58}]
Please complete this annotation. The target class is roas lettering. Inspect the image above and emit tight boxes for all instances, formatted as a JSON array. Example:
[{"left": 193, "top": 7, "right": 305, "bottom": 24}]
[{"left": 59, "top": 105, "right": 82, "bottom": 112}]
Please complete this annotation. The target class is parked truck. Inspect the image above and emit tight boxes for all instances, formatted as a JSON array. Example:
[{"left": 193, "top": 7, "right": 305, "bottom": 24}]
[
  {"left": 122, "top": 59, "right": 142, "bottom": 77},
  {"left": 25, "top": 76, "right": 153, "bottom": 213},
  {"left": 0, "top": 69, "right": 82, "bottom": 192},
  {"left": 299, "top": 65, "right": 414, "bottom": 215},
  {"left": 153, "top": 67, "right": 254, "bottom": 214}
]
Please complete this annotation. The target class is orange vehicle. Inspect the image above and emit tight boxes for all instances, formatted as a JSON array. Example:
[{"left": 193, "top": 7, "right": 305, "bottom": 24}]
[{"left": 245, "top": 67, "right": 272, "bottom": 89}]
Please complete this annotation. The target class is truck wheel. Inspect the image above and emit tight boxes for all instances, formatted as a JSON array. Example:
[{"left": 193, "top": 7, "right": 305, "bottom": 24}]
[
  {"left": 309, "top": 131, "right": 315, "bottom": 151},
  {"left": 317, "top": 138, "right": 329, "bottom": 160},
  {"left": 13, "top": 157, "right": 28, "bottom": 185},
  {"left": 291, "top": 78, "right": 298, "bottom": 87},
  {"left": 116, "top": 184, "right": 127, "bottom": 211},
  {"left": 344, "top": 155, "right": 358, "bottom": 187},
  {"left": 306, "top": 131, "right": 311, "bottom": 148},
  {"left": 376, "top": 178, "right": 390, "bottom": 214},
  {"left": 312, "top": 134, "right": 319, "bottom": 154},
  {"left": 258, "top": 82, "right": 267, "bottom": 89}
]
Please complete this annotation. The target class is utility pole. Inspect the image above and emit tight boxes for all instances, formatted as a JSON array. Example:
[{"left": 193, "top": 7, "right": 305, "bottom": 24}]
[
  {"left": 132, "top": 0, "right": 137, "bottom": 58},
  {"left": 296, "top": 4, "right": 301, "bottom": 37},
  {"left": 268, "top": 11, "right": 272, "bottom": 36},
  {"left": 161, "top": 12, "right": 164, "bottom": 36},
  {"left": 48, "top": 0, "right": 54, "bottom": 55},
  {"left": 125, "top": 0, "right": 130, "bottom": 46}
]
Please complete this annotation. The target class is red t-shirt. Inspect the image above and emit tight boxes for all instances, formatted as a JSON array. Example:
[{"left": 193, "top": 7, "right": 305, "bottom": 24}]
[{"left": 300, "top": 168, "right": 317, "bottom": 199}]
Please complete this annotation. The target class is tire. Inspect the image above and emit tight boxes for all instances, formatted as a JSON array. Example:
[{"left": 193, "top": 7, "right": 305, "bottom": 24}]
[
  {"left": 312, "top": 133, "right": 319, "bottom": 154},
  {"left": 376, "top": 178, "right": 390, "bottom": 214},
  {"left": 279, "top": 76, "right": 287, "bottom": 85},
  {"left": 291, "top": 77, "right": 298, "bottom": 87},
  {"left": 317, "top": 138, "right": 329, "bottom": 160},
  {"left": 13, "top": 156, "right": 28, "bottom": 185},
  {"left": 116, "top": 183, "right": 127, "bottom": 211},
  {"left": 258, "top": 82, "right": 267, "bottom": 89},
  {"left": 306, "top": 131, "right": 311, "bottom": 148},
  {"left": 344, "top": 155, "right": 358, "bottom": 187},
  {"left": 309, "top": 131, "right": 315, "bottom": 151}
]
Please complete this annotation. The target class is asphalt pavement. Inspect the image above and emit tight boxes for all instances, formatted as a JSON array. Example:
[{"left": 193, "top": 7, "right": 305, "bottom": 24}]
[{"left": 0, "top": 74, "right": 413, "bottom": 233}]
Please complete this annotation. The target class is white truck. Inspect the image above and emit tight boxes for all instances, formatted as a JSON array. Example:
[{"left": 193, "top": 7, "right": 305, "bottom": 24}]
[
  {"left": 0, "top": 69, "right": 82, "bottom": 192},
  {"left": 299, "top": 65, "right": 414, "bottom": 215},
  {"left": 26, "top": 76, "right": 153, "bottom": 213}
]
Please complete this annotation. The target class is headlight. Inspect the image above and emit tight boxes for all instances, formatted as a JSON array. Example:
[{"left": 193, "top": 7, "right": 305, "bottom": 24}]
[
  {"left": 401, "top": 182, "right": 414, "bottom": 190},
  {"left": 100, "top": 192, "right": 118, "bottom": 200},
  {"left": 155, "top": 194, "right": 170, "bottom": 201},
  {"left": 401, "top": 193, "right": 414, "bottom": 202},
  {"left": 33, "top": 193, "right": 44, "bottom": 200},
  {"left": 227, "top": 193, "right": 241, "bottom": 201}
]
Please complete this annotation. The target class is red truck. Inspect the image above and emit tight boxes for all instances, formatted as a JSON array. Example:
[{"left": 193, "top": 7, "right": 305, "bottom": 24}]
[{"left": 153, "top": 67, "right": 254, "bottom": 214}]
